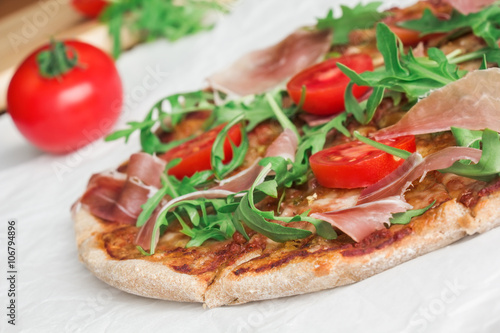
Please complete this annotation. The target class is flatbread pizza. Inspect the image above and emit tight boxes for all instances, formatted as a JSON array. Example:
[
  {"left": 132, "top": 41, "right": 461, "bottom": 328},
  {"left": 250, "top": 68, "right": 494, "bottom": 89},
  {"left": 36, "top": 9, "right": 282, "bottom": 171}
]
[{"left": 73, "top": 0, "right": 500, "bottom": 307}]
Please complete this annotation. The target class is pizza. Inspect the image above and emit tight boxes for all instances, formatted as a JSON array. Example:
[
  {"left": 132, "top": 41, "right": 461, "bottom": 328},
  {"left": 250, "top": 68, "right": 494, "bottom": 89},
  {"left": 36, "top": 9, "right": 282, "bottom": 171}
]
[{"left": 72, "top": 0, "right": 500, "bottom": 308}]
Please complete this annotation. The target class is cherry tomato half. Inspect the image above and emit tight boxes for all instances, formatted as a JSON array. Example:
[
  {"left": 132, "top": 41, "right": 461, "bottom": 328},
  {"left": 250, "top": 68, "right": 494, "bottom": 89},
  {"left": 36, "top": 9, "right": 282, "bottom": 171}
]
[
  {"left": 161, "top": 124, "right": 242, "bottom": 179},
  {"left": 287, "top": 54, "right": 373, "bottom": 116},
  {"left": 7, "top": 40, "right": 123, "bottom": 154},
  {"left": 310, "top": 135, "right": 416, "bottom": 189},
  {"left": 71, "top": 0, "right": 108, "bottom": 18}
]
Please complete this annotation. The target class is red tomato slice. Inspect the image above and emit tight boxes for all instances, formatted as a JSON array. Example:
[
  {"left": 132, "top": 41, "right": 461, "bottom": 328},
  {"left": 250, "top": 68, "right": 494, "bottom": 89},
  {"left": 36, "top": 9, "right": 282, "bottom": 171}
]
[
  {"left": 161, "top": 124, "right": 242, "bottom": 179},
  {"left": 286, "top": 54, "right": 373, "bottom": 116},
  {"left": 71, "top": 0, "right": 108, "bottom": 18},
  {"left": 310, "top": 136, "right": 416, "bottom": 189}
]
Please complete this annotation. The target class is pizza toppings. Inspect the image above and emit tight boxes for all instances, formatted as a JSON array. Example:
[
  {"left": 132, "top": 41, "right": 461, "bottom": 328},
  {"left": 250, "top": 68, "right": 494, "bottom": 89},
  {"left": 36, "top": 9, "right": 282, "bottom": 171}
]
[
  {"left": 84, "top": 1, "right": 500, "bottom": 254},
  {"left": 309, "top": 135, "right": 416, "bottom": 189},
  {"left": 340, "top": 22, "right": 466, "bottom": 125},
  {"left": 286, "top": 54, "right": 373, "bottom": 115},
  {"left": 160, "top": 123, "right": 243, "bottom": 179},
  {"left": 358, "top": 147, "right": 482, "bottom": 204},
  {"left": 443, "top": 0, "right": 497, "bottom": 14},
  {"left": 375, "top": 68, "right": 500, "bottom": 139},
  {"left": 310, "top": 196, "right": 412, "bottom": 242},
  {"left": 208, "top": 29, "right": 331, "bottom": 96},
  {"left": 80, "top": 153, "right": 166, "bottom": 224}
]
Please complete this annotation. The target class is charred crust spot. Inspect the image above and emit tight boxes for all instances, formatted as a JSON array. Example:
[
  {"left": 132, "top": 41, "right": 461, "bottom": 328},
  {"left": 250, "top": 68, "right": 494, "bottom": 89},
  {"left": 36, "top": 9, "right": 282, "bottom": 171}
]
[{"left": 341, "top": 227, "right": 412, "bottom": 257}]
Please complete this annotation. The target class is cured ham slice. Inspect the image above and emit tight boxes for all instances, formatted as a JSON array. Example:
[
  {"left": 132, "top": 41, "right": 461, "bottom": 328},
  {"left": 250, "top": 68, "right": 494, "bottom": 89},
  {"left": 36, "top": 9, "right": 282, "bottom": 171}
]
[
  {"left": 208, "top": 29, "right": 331, "bottom": 96},
  {"left": 310, "top": 196, "right": 411, "bottom": 242},
  {"left": 441, "top": 0, "right": 496, "bottom": 14},
  {"left": 375, "top": 69, "right": 500, "bottom": 140},
  {"left": 358, "top": 147, "right": 482, "bottom": 204},
  {"left": 80, "top": 153, "right": 166, "bottom": 225}
]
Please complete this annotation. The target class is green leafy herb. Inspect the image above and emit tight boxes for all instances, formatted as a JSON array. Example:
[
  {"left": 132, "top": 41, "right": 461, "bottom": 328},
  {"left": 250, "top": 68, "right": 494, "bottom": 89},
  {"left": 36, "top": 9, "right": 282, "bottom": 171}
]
[
  {"left": 390, "top": 201, "right": 435, "bottom": 225},
  {"left": 105, "top": 90, "right": 213, "bottom": 153},
  {"left": 450, "top": 127, "right": 483, "bottom": 149},
  {"left": 399, "top": 6, "right": 500, "bottom": 48},
  {"left": 340, "top": 23, "right": 466, "bottom": 123},
  {"left": 101, "top": 0, "right": 227, "bottom": 58},
  {"left": 353, "top": 131, "right": 411, "bottom": 159},
  {"left": 447, "top": 47, "right": 500, "bottom": 66},
  {"left": 316, "top": 2, "right": 389, "bottom": 45},
  {"left": 442, "top": 129, "right": 500, "bottom": 181},
  {"left": 210, "top": 91, "right": 294, "bottom": 131},
  {"left": 211, "top": 115, "right": 249, "bottom": 180}
]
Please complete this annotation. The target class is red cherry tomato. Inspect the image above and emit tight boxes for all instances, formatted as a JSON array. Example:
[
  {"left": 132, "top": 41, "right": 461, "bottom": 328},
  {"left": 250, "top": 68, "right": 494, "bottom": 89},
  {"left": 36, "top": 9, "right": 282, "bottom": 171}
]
[
  {"left": 310, "top": 135, "right": 416, "bottom": 189},
  {"left": 286, "top": 54, "right": 373, "bottom": 116},
  {"left": 7, "top": 40, "right": 123, "bottom": 154},
  {"left": 71, "top": 0, "right": 108, "bottom": 18},
  {"left": 161, "top": 124, "right": 242, "bottom": 179}
]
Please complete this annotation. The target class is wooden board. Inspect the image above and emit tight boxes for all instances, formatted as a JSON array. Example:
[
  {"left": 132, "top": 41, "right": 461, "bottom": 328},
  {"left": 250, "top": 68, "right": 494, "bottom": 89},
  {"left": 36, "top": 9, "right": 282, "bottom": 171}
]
[{"left": 0, "top": 1, "right": 138, "bottom": 114}]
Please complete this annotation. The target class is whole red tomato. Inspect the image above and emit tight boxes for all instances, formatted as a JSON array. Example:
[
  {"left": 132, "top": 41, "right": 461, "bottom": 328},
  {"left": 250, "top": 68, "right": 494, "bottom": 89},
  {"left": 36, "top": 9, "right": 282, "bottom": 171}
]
[
  {"left": 7, "top": 40, "right": 122, "bottom": 154},
  {"left": 71, "top": 0, "right": 108, "bottom": 18}
]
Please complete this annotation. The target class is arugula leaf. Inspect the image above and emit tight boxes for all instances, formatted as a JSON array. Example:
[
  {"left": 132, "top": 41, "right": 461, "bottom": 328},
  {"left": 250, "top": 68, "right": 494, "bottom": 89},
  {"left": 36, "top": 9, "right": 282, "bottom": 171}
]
[
  {"left": 451, "top": 127, "right": 483, "bottom": 149},
  {"left": 233, "top": 164, "right": 313, "bottom": 242},
  {"left": 353, "top": 131, "right": 411, "bottom": 159},
  {"left": 390, "top": 201, "right": 435, "bottom": 225},
  {"left": 399, "top": 6, "right": 500, "bottom": 48},
  {"left": 265, "top": 93, "right": 299, "bottom": 137},
  {"left": 209, "top": 91, "right": 294, "bottom": 132},
  {"left": 442, "top": 129, "right": 500, "bottom": 181},
  {"left": 316, "top": 2, "right": 389, "bottom": 45},
  {"left": 101, "top": 0, "right": 227, "bottom": 58},
  {"left": 339, "top": 23, "right": 466, "bottom": 121},
  {"left": 234, "top": 195, "right": 312, "bottom": 242},
  {"left": 106, "top": 91, "right": 213, "bottom": 153},
  {"left": 211, "top": 115, "right": 249, "bottom": 180},
  {"left": 286, "top": 113, "right": 349, "bottom": 186},
  {"left": 233, "top": 158, "right": 338, "bottom": 241},
  {"left": 447, "top": 47, "right": 500, "bottom": 66}
]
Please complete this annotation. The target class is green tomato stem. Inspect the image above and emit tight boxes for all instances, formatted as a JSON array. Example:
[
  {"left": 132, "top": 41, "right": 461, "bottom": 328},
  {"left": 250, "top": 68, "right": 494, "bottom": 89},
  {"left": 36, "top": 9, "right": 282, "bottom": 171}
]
[{"left": 37, "top": 39, "right": 79, "bottom": 78}]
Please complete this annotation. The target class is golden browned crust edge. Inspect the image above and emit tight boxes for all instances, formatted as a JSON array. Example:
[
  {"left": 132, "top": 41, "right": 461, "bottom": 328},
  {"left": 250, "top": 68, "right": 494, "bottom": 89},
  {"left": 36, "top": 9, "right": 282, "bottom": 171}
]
[
  {"left": 73, "top": 206, "right": 208, "bottom": 303},
  {"left": 205, "top": 197, "right": 500, "bottom": 306},
  {"left": 73, "top": 193, "right": 500, "bottom": 308}
]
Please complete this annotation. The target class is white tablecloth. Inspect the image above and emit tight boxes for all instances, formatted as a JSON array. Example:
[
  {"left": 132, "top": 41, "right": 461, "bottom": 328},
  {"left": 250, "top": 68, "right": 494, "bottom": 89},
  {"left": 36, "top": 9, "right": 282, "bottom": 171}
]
[{"left": 1, "top": 0, "right": 500, "bottom": 332}]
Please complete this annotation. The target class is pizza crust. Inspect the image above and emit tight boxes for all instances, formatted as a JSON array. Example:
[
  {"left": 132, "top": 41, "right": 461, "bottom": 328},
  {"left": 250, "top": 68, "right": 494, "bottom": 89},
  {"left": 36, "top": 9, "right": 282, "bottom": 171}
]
[
  {"left": 74, "top": 207, "right": 209, "bottom": 303},
  {"left": 73, "top": 192, "right": 500, "bottom": 307}
]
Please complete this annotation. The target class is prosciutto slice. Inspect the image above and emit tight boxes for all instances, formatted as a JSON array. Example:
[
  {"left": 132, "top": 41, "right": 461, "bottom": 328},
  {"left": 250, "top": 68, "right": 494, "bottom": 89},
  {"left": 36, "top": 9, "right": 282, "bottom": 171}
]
[
  {"left": 358, "top": 147, "right": 482, "bottom": 204},
  {"left": 80, "top": 153, "right": 166, "bottom": 225},
  {"left": 310, "top": 196, "right": 412, "bottom": 242},
  {"left": 375, "top": 69, "right": 500, "bottom": 140},
  {"left": 441, "top": 0, "right": 496, "bottom": 14},
  {"left": 208, "top": 29, "right": 331, "bottom": 96}
]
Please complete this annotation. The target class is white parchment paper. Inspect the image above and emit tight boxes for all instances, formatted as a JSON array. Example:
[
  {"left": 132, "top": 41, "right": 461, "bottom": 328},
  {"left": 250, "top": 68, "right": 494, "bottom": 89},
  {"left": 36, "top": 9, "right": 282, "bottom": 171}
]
[{"left": 1, "top": 0, "right": 500, "bottom": 332}]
